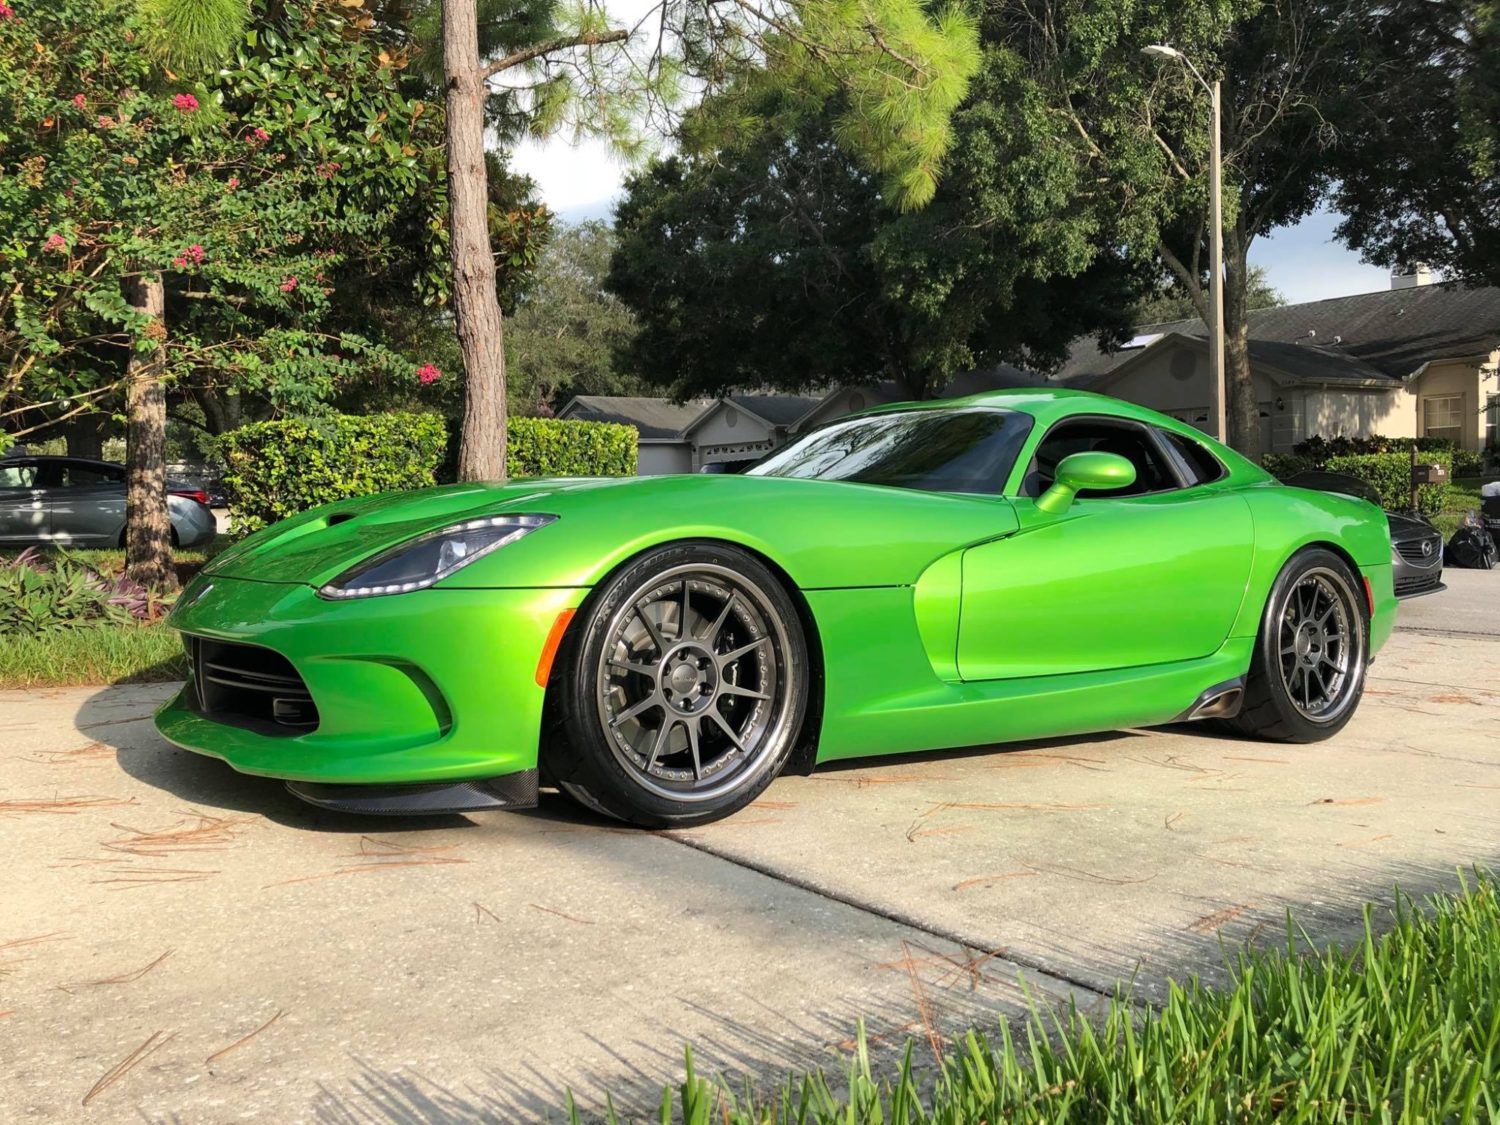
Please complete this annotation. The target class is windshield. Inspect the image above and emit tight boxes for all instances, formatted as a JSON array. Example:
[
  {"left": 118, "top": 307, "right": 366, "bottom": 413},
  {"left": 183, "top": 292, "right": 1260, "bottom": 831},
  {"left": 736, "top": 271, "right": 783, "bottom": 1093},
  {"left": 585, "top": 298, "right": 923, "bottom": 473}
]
[{"left": 748, "top": 408, "right": 1034, "bottom": 495}]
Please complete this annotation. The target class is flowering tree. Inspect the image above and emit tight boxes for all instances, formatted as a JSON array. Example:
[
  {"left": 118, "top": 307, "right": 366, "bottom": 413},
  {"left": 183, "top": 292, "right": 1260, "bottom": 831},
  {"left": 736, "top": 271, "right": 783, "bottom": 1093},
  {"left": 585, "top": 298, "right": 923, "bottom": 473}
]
[{"left": 0, "top": 0, "right": 447, "bottom": 586}]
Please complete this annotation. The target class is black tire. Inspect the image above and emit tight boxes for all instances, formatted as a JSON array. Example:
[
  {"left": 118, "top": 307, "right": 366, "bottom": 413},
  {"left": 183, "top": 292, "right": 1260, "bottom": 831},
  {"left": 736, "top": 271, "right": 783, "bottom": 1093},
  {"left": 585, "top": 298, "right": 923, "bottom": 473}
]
[
  {"left": 546, "top": 541, "right": 810, "bottom": 827},
  {"left": 1227, "top": 547, "right": 1369, "bottom": 742}
]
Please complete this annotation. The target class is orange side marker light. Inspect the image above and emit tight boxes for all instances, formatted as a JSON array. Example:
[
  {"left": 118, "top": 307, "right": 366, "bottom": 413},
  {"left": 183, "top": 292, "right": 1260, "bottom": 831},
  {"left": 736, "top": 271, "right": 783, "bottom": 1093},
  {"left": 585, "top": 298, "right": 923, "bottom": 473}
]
[{"left": 535, "top": 608, "right": 577, "bottom": 687}]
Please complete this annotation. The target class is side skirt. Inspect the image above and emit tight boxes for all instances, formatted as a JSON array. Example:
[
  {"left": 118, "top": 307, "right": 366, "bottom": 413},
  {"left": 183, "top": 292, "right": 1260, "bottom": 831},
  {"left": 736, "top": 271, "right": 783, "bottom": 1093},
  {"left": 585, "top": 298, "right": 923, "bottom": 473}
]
[{"left": 285, "top": 769, "right": 538, "bottom": 815}]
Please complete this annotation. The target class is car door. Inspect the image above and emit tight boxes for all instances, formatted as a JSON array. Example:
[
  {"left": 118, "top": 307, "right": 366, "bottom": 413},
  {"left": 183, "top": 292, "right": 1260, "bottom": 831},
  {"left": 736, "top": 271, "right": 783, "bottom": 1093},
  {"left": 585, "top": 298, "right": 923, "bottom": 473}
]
[
  {"left": 45, "top": 460, "right": 127, "bottom": 546},
  {"left": 956, "top": 418, "right": 1255, "bottom": 681},
  {"left": 0, "top": 460, "right": 48, "bottom": 543}
]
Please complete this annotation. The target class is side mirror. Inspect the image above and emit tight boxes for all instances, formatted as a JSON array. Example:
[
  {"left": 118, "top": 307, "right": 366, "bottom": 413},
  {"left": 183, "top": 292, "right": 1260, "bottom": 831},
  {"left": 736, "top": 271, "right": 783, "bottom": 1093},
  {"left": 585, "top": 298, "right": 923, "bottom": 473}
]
[{"left": 1036, "top": 451, "right": 1136, "bottom": 514}]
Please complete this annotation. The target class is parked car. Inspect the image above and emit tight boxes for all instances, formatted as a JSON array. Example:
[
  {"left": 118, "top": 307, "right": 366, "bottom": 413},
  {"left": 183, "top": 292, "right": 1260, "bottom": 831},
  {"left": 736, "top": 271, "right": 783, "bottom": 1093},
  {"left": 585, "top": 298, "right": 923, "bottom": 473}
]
[
  {"left": 1282, "top": 470, "right": 1443, "bottom": 598},
  {"left": 1483, "top": 481, "right": 1500, "bottom": 539},
  {"left": 158, "top": 390, "right": 1396, "bottom": 826},
  {"left": 0, "top": 455, "right": 217, "bottom": 548}
]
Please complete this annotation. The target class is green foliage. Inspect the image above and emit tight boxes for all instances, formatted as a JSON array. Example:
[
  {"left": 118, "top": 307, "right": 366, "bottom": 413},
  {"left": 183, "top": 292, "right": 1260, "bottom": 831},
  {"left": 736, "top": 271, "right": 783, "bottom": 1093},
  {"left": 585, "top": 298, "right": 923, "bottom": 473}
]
[
  {"left": 1293, "top": 434, "right": 1457, "bottom": 470},
  {"left": 217, "top": 412, "right": 447, "bottom": 532},
  {"left": 610, "top": 102, "right": 1147, "bottom": 400},
  {"left": 1259, "top": 452, "right": 1310, "bottom": 480},
  {"left": 137, "top": 0, "right": 249, "bottom": 71},
  {"left": 1332, "top": 1, "right": 1500, "bottom": 288},
  {"left": 0, "top": 621, "right": 188, "bottom": 686},
  {"left": 0, "top": 0, "right": 448, "bottom": 441},
  {"left": 0, "top": 548, "right": 171, "bottom": 635},
  {"left": 1325, "top": 451, "right": 1453, "bottom": 514},
  {"left": 506, "top": 221, "right": 644, "bottom": 414},
  {"left": 571, "top": 872, "right": 1500, "bottom": 1123},
  {"left": 1132, "top": 265, "right": 1283, "bottom": 325},
  {"left": 507, "top": 416, "right": 636, "bottom": 477},
  {"left": 1453, "top": 448, "right": 1485, "bottom": 478}
]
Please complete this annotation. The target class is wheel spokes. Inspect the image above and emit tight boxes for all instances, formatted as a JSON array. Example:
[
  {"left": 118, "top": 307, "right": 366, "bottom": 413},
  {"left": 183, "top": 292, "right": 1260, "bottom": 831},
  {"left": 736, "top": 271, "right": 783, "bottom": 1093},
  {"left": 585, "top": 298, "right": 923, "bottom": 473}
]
[{"left": 610, "top": 692, "right": 663, "bottom": 728}]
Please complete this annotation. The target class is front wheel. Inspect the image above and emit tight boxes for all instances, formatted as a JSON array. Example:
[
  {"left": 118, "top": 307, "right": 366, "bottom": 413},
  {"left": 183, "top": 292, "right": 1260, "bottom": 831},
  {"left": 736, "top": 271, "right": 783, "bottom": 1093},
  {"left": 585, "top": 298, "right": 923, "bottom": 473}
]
[
  {"left": 1227, "top": 548, "right": 1369, "bottom": 742},
  {"left": 546, "top": 542, "right": 809, "bottom": 827}
]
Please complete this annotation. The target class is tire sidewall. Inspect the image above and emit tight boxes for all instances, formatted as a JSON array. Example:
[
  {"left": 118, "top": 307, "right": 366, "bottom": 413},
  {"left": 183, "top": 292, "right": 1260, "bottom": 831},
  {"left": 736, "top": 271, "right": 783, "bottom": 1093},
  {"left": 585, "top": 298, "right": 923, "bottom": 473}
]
[{"left": 550, "top": 541, "right": 810, "bottom": 827}]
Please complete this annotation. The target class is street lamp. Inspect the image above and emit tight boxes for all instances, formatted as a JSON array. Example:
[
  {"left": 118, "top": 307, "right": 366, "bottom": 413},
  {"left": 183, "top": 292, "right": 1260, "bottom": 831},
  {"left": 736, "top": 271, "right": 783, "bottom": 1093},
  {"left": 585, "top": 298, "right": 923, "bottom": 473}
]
[{"left": 1142, "top": 43, "right": 1227, "bottom": 446}]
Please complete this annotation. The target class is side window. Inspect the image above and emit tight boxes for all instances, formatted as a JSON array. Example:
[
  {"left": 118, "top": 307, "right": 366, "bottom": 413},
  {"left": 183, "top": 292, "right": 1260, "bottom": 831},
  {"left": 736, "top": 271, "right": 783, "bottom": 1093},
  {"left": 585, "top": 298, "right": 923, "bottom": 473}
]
[
  {"left": 1157, "top": 430, "right": 1227, "bottom": 486},
  {"left": 0, "top": 462, "right": 38, "bottom": 489},
  {"left": 60, "top": 463, "right": 124, "bottom": 487},
  {"left": 1024, "top": 420, "right": 1180, "bottom": 498}
]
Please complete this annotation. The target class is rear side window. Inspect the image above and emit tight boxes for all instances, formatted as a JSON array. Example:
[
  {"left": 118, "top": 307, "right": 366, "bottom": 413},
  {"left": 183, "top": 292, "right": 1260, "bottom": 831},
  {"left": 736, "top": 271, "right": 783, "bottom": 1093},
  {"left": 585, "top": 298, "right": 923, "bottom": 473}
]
[
  {"left": 1158, "top": 430, "right": 1227, "bottom": 485},
  {"left": 60, "top": 463, "right": 124, "bottom": 487},
  {"left": 0, "top": 462, "right": 38, "bottom": 489},
  {"left": 1024, "top": 419, "right": 1180, "bottom": 498}
]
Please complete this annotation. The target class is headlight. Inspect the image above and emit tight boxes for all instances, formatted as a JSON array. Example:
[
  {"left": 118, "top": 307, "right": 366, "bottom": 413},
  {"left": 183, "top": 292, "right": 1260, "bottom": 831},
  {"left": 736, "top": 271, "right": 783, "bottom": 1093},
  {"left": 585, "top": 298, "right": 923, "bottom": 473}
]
[{"left": 318, "top": 514, "right": 556, "bottom": 600}]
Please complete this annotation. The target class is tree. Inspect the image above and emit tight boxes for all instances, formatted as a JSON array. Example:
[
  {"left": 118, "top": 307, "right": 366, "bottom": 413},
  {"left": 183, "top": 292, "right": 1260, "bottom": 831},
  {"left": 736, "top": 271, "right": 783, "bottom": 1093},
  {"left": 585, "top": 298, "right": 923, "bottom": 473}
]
[
  {"left": 1331, "top": 0, "right": 1500, "bottom": 288},
  {"left": 980, "top": 0, "right": 1371, "bottom": 454},
  {"left": 608, "top": 101, "right": 1148, "bottom": 400},
  {"left": 0, "top": 0, "right": 448, "bottom": 584},
  {"left": 435, "top": 0, "right": 985, "bottom": 480},
  {"left": 1131, "top": 264, "right": 1283, "bottom": 325},
  {"left": 506, "top": 221, "right": 644, "bottom": 414}
]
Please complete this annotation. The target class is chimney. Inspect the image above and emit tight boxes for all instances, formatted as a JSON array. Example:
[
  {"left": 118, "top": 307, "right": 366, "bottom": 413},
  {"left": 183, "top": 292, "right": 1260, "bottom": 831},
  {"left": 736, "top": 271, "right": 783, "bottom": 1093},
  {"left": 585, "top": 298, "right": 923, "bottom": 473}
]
[{"left": 1391, "top": 265, "right": 1434, "bottom": 290}]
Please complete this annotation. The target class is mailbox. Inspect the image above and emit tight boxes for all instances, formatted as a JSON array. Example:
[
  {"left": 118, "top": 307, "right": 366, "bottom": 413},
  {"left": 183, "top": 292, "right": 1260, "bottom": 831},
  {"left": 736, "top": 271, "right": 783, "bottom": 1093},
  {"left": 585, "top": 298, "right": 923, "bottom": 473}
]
[{"left": 1412, "top": 462, "right": 1448, "bottom": 486}]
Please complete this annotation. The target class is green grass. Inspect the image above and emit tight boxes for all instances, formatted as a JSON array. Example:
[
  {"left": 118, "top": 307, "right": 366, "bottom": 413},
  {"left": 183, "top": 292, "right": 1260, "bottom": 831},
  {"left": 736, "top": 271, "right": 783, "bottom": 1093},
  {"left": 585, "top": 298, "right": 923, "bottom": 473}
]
[
  {"left": 0, "top": 622, "right": 186, "bottom": 687},
  {"left": 30, "top": 542, "right": 225, "bottom": 585},
  {"left": 582, "top": 872, "right": 1500, "bottom": 1123}
]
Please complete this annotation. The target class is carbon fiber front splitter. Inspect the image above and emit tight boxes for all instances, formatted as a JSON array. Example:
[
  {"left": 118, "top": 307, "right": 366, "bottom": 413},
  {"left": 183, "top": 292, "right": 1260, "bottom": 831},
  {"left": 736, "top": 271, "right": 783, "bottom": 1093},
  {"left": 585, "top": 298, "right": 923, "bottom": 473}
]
[{"left": 284, "top": 769, "right": 539, "bottom": 815}]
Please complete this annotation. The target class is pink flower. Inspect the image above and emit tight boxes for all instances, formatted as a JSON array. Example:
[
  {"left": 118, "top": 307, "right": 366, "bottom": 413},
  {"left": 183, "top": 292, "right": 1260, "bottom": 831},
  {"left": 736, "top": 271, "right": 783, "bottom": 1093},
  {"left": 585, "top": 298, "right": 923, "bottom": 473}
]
[
  {"left": 172, "top": 93, "right": 199, "bottom": 112},
  {"left": 96, "top": 115, "right": 114, "bottom": 129},
  {"left": 172, "top": 255, "right": 187, "bottom": 268},
  {"left": 317, "top": 160, "right": 342, "bottom": 179},
  {"left": 226, "top": 176, "right": 239, "bottom": 190},
  {"left": 72, "top": 93, "right": 85, "bottom": 109},
  {"left": 417, "top": 363, "right": 442, "bottom": 385},
  {"left": 43, "top": 232, "right": 66, "bottom": 253},
  {"left": 279, "top": 276, "right": 298, "bottom": 293},
  {"left": 172, "top": 244, "right": 205, "bottom": 269},
  {"left": 248, "top": 126, "right": 269, "bottom": 145},
  {"left": 0, "top": 3, "right": 16, "bottom": 20}
]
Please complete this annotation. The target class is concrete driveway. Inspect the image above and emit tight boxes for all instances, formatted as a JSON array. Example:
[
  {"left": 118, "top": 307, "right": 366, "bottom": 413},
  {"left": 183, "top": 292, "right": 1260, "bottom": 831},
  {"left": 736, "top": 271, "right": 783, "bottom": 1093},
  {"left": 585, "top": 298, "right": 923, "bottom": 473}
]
[{"left": 3, "top": 573, "right": 1497, "bottom": 1122}]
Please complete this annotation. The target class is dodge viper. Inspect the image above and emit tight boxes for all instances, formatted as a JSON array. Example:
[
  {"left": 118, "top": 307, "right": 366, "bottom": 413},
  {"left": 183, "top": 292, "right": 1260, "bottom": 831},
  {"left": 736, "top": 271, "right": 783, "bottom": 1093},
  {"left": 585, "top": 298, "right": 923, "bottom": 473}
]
[{"left": 156, "top": 390, "right": 1397, "bottom": 826}]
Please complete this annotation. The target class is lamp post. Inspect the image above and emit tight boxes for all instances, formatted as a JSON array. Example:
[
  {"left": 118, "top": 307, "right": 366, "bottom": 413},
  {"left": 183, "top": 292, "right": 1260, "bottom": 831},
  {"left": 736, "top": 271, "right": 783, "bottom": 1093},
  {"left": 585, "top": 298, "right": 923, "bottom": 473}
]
[{"left": 1142, "top": 44, "right": 1227, "bottom": 446}]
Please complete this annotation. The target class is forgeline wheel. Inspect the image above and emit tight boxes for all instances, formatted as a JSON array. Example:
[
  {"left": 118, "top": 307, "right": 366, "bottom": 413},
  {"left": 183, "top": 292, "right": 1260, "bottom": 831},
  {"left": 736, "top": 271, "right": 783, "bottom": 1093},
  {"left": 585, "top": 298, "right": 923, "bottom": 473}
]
[
  {"left": 1228, "top": 547, "right": 1369, "bottom": 743},
  {"left": 545, "top": 542, "right": 809, "bottom": 827}
]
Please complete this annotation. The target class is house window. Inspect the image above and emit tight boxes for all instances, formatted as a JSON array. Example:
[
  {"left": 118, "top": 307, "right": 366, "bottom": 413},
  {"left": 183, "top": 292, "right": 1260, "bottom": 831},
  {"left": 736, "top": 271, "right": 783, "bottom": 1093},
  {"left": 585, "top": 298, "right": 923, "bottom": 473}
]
[
  {"left": 1421, "top": 395, "right": 1465, "bottom": 443},
  {"left": 1487, "top": 394, "right": 1499, "bottom": 449}
]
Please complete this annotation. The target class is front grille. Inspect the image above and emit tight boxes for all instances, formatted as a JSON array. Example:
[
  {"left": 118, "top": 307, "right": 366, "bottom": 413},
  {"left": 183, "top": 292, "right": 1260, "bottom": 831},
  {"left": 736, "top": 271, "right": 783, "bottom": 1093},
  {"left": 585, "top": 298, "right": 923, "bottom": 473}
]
[
  {"left": 1395, "top": 537, "right": 1441, "bottom": 564},
  {"left": 186, "top": 636, "right": 318, "bottom": 734},
  {"left": 1395, "top": 572, "right": 1442, "bottom": 597}
]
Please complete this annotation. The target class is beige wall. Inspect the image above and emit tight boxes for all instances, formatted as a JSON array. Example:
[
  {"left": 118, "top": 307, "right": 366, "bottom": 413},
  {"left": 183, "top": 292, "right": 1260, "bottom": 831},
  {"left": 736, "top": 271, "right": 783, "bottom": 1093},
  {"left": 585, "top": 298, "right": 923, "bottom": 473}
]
[
  {"left": 689, "top": 404, "right": 776, "bottom": 448},
  {"left": 1411, "top": 359, "right": 1485, "bottom": 450},
  {"left": 1296, "top": 385, "right": 1412, "bottom": 442},
  {"left": 1103, "top": 344, "right": 1281, "bottom": 453}
]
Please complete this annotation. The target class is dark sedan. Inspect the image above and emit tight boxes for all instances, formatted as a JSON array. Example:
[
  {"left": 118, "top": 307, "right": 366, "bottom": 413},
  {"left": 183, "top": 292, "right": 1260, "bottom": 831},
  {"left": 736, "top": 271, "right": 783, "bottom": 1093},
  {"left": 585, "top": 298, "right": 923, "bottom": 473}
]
[
  {"left": 0, "top": 455, "right": 217, "bottom": 548},
  {"left": 1284, "top": 470, "right": 1443, "bottom": 599}
]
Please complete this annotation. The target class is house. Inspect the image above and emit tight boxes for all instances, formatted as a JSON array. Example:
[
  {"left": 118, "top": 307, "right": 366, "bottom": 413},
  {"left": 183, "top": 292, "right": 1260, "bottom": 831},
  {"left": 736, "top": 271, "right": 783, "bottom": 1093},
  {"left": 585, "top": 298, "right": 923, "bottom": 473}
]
[
  {"left": 1051, "top": 275, "right": 1500, "bottom": 453},
  {"left": 683, "top": 394, "right": 822, "bottom": 472},
  {"left": 555, "top": 396, "right": 712, "bottom": 475}
]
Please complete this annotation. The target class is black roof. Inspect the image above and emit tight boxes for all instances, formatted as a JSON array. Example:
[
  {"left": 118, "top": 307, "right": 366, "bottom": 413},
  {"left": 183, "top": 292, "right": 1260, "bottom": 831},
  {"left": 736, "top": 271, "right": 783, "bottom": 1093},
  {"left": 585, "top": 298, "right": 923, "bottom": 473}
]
[{"left": 1055, "top": 282, "right": 1500, "bottom": 387}]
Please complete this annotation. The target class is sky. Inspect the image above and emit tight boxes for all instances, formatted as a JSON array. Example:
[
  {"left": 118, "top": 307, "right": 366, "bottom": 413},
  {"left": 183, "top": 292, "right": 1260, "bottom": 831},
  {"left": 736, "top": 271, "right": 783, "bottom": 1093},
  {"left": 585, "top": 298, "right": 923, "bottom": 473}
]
[{"left": 511, "top": 137, "right": 1398, "bottom": 307}]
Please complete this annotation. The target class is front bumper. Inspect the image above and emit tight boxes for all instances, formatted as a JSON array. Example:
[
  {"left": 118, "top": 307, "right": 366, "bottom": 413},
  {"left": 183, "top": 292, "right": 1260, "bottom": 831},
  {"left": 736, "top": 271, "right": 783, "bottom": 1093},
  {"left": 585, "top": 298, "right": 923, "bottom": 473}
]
[{"left": 155, "top": 575, "right": 585, "bottom": 785}]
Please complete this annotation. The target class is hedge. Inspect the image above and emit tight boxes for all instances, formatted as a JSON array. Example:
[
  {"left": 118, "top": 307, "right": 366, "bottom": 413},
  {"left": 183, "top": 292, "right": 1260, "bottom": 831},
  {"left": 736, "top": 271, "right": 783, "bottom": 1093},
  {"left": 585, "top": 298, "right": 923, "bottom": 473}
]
[
  {"left": 219, "top": 412, "right": 447, "bottom": 533},
  {"left": 506, "top": 416, "right": 636, "bottom": 478},
  {"left": 1325, "top": 451, "right": 1453, "bottom": 514},
  {"left": 1261, "top": 453, "right": 1312, "bottom": 480},
  {"left": 1293, "top": 433, "right": 1457, "bottom": 469}
]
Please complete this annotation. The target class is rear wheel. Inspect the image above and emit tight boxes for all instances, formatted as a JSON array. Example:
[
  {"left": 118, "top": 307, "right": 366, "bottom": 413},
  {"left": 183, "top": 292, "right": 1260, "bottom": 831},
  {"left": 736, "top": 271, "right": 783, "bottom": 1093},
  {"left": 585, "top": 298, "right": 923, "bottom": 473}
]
[
  {"left": 547, "top": 542, "right": 809, "bottom": 827},
  {"left": 1228, "top": 548, "right": 1368, "bottom": 742}
]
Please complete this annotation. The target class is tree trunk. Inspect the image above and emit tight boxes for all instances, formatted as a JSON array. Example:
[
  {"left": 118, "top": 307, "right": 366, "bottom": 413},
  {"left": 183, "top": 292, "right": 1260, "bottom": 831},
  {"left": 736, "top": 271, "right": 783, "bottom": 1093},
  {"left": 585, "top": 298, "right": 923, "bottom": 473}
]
[
  {"left": 443, "top": 0, "right": 509, "bottom": 482},
  {"left": 124, "top": 272, "right": 177, "bottom": 591},
  {"left": 1222, "top": 229, "right": 1261, "bottom": 456},
  {"left": 63, "top": 415, "right": 104, "bottom": 460}
]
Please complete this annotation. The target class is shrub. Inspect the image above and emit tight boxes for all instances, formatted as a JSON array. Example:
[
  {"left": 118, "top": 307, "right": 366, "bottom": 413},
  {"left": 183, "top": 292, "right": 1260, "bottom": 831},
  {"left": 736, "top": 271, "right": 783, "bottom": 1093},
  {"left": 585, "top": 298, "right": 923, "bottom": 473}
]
[
  {"left": 1260, "top": 453, "right": 1311, "bottom": 480},
  {"left": 1325, "top": 451, "right": 1453, "bottom": 513},
  {"left": 507, "top": 417, "right": 637, "bottom": 478},
  {"left": 218, "top": 412, "right": 447, "bottom": 533},
  {"left": 0, "top": 548, "right": 171, "bottom": 636},
  {"left": 1293, "top": 433, "right": 1456, "bottom": 471},
  {"left": 1452, "top": 448, "right": 1484, "bottom": 478}
]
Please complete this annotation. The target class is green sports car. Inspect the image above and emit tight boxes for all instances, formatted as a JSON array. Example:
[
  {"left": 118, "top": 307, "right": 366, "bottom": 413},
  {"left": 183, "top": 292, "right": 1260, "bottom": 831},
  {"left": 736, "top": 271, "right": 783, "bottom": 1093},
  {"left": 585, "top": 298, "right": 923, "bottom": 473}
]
[{"left": 156, "top": 389, "right": 1397, "bottom": 826}]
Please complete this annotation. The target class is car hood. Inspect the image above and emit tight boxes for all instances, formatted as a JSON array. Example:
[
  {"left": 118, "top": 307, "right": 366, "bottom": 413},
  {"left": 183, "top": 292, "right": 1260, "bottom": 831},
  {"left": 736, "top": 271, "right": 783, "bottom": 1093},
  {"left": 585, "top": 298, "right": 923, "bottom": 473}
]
[
  {"left": 202, "top": 474, "right": 1022, "bottom": 590},
  {"left": 1386, "top": 510, "right": 1438, "bottom": 540}
]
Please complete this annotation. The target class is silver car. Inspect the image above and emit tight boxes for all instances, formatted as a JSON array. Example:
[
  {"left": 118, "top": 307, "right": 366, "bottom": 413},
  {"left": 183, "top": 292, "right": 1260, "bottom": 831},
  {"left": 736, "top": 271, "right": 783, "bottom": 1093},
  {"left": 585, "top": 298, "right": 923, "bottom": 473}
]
[{"left": 0, "top": 455, "right": 217, "bottom": 548}]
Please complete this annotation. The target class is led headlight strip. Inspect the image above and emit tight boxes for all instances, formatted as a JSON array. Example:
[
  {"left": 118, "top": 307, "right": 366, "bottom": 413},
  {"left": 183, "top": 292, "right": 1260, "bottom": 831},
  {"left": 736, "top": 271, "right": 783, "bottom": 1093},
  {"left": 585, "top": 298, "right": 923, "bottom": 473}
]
[{"left": 318, "top": 514, "right": 556, "bottom": 600}]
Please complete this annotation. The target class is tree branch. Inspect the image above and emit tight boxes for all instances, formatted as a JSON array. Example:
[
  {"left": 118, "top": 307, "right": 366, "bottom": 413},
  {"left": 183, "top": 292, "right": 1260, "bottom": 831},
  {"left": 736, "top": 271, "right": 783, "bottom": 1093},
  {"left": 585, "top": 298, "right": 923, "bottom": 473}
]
[{"left": 482, "top": 29, "right": 630, "bottom": 80}]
